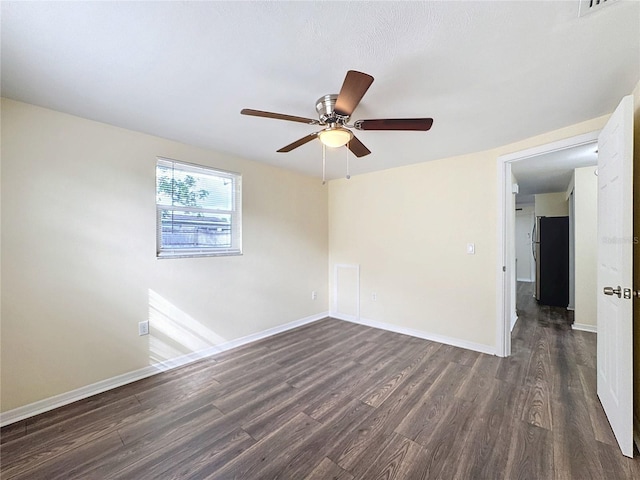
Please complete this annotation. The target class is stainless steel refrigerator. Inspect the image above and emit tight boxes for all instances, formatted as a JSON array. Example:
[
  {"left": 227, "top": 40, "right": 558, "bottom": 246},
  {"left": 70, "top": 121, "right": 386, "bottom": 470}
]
[{"left": 533, "top": 216, "right": 569, "bottom": 307}]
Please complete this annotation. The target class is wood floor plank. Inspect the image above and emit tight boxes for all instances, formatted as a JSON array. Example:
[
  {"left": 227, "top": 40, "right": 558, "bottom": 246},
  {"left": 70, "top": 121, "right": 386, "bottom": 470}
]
[
  {"left": 472, "top": 351, "right": 503, "bottom": 378},
  {"left": 3, "top": 431, "right": 124, "bottom": 480},
  {"left": 214, "top": 380, "right": 296, "bottom": 421},
  {"left": 0, "top": 394, "right": 143, "bottom": 477},
  {"left": 241, "top": 359, "right": 367, "bottom": 441},
  {"left": 411, "top": 397, "right": 477, "bottom": 479},
  {"left": 285, "top": 357, "right": 363, "bottom": 390},
  {"left": 520, "top": 326, "right": 553, "bottom": 430},
  {"left": 595, "top": 440, "right": 638, "bottom": 480},
  {"left": 206, "top": 412, "right": 321, "bottom": 480},
  {"left": 504, "top": 420, "right": 554, "bottom": 480},
  {"left": 3, "top": 283, "right": 640, "bottom": 478},
  {"left": 79, "top": 404, "right": 249, "bottom": 479},
  {"left": 358, "top": 432, "right": 427, "bottom": 480},
  {"left": 584, "top": 396, "right": 618, "bottom": 447},
  {"left": 359, "top": 341, "right": 440, "bottom": 408},
  {"left": 115, "top": 427, "right": 254, "bottom": 479},
  {"left": 577, "top": 363, "right": 597, "bottom": 400},
  {"left": 326, "top": 357, "right": 447, "bottom": 473},
  {"left": 209, "top": 373, "right": 288, "bottom": 414},
  {"left": 394, "top": 361, "right": 471, "bottom": 441},
  {"left": 0, "top": 421, "right": 26, "bottom": 445},
  {"left": 22, "top": 386, "right": 136, "bottom": 435},
  {"left": 333, "top": 431, "right": 397, "bottom": 479},
  {"left": 255, "top": 396, "right": 373, "bottom": 479},
  {"left": 550, "top": 378, "right": 606, "bottom": 479},
  {"left": 303, "top": 457, "right": 354, "bottom": 480},
  {"left": 117, "top": 400, "right": 223, "bottom": 446},
  {"left": 451, "top": 379, "right": 519, "bottom": 479},
  {"left": 132, "top": 375, "right": 221, "bottom": 410}
]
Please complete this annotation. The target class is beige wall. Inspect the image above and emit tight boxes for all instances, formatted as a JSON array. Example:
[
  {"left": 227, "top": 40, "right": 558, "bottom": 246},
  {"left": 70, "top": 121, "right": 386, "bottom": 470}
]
[
  {"left": 1, "top": 99, "right": 329, "bottom": 412},
  {"left": 328, "top": 115, "right": 608, "bottom": 351},
  {"left": 574, "top": 166, "right": 598, "bottom": 328},
  {"left": 329, "top": 151, "right": 499, "bottom": 348},
  {"left": 535, "top": 192, "right": 569, "bottom": 217}
]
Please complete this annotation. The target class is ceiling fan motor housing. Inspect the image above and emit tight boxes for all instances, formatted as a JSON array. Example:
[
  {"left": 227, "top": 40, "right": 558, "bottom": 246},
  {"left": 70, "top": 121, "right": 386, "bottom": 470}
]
[{"left": 315, "top": 94, "right": 349, "bottom": 125}]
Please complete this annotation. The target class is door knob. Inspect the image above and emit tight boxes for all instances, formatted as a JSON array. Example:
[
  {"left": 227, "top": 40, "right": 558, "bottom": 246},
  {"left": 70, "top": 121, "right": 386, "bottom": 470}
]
[{"left": 604, "top": 286, "right": 622, "bottom": 298}]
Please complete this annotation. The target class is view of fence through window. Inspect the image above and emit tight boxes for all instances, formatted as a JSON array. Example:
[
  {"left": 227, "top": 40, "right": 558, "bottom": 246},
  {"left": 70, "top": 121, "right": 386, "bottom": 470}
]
[{"left": 156, "top": 158, "right": 242, "bottom": 257}]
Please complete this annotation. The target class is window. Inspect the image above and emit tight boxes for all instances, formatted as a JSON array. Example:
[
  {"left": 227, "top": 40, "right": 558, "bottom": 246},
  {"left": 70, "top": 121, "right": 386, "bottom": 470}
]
[{"left": 156, "top": 158, "right": 242, "bottom": 258}]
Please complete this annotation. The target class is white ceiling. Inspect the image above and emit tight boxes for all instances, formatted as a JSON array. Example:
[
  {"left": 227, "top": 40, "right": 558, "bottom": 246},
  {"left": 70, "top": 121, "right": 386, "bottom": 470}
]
[
  {"left": 511, "top": 141, "right": 598, "bottom": 204},
  {"left": 1, "top": 1, "right": 638, "bottom": 179}
]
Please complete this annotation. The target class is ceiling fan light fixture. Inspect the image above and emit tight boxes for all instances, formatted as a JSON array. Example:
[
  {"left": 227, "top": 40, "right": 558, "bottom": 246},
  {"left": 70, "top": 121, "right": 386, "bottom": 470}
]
[{"left": 319, "top": 127, "right": 353, "bottom": 148}]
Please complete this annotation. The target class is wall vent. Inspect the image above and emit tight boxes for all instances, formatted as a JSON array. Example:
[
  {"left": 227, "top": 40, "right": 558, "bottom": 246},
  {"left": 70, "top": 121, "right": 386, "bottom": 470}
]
[{"left": 579, "top": 0, "right": 618, "bottom": 17}]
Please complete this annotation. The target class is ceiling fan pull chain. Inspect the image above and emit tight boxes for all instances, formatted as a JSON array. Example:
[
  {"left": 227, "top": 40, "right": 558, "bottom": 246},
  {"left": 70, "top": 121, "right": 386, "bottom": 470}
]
[
  {"left": 346, "top": 144, "right": 351, "bottom": 180},
  {"left": 322, "top": 144, "right": 326, "bottom": 185}
]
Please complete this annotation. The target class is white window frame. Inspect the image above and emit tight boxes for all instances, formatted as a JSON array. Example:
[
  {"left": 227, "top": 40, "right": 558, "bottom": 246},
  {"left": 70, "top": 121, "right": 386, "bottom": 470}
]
[{"left": 156, "top": 157, "right": 242, "bottom": 258}]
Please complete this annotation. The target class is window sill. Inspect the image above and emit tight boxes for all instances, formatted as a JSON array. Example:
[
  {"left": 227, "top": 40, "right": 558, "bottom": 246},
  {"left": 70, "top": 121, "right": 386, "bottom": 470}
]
[{"left": 157, "top": 250, "right": 243, "bottom": 259}]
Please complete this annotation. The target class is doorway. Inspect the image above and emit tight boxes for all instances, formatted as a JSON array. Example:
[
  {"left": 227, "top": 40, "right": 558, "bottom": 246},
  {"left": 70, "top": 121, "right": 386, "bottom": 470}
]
[{"left": 496, "top": 131, "right": 600, "bottom": 357}]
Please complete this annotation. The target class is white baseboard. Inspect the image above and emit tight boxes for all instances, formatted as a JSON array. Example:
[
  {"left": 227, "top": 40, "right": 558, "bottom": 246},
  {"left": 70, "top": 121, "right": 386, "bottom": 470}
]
[
  {"left": 0, "top": 311, "right": 328, "bottom": 427},
  {"left": 510, "top": 312, "right": 518, "bottom": 332},
  {"left": 331, "top": 313, "right": 496, "bottom": 356},
  {"left": 572, "top": 323, "right": 597, "bottom": 333}
]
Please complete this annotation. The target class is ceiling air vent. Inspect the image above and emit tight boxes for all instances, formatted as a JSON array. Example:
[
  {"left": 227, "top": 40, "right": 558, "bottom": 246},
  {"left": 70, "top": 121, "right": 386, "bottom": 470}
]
[{"left": 579, "top": 0, "right": 618, "bottom": 17}]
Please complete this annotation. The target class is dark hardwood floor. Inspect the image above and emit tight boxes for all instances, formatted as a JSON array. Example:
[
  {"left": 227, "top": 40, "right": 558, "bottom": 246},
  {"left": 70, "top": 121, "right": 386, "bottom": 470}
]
[{"left": 2, "top": 284, "right": 639, "bottom": 479}]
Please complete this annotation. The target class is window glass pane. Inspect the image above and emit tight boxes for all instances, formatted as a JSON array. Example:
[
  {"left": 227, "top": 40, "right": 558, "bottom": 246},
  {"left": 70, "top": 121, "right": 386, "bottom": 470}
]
[
  {"left": 160, "top": 210, "right": 232, "bottom": 249},
  {"left": 156, "top": 164, "right": 233, "bottom": 211}
]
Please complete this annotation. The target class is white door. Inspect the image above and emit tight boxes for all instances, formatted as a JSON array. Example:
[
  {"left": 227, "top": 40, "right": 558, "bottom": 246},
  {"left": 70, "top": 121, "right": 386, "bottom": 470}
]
[{"left": 597, "top": 95, "right": 634, "bottom": 458}]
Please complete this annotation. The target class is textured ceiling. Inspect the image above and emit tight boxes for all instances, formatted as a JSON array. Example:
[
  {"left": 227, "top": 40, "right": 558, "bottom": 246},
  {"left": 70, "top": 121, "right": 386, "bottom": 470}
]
[
  {"left": 511, "top": 141, "right": 598, "bottom": 202},
  {"left": 2, "top": 1, "right": 639, "bottom": 179}
]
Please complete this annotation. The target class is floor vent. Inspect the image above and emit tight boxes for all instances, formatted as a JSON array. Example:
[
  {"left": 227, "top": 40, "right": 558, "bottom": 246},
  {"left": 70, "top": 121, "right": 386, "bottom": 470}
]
[{"left": 579, "top": 0, "right": 618, "bottom": 17}]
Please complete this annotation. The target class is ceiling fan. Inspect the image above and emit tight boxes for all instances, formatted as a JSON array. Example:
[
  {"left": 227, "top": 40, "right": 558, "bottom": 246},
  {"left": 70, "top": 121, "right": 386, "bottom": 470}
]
[{"left": 241, "top": 70, "right": 433, "bottom": 158}]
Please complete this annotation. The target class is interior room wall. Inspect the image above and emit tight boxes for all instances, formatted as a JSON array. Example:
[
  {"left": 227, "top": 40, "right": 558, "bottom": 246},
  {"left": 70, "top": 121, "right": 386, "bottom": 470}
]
[
  {"left": 573, "top": 166, "right": 598, "bottom": 330},
  {"left": 1, "top": 98, "right": 329, "bottom": 412},
  {"left": 515, "top": 205, "right": 535, "bottom": 282},
  {"left": 329, "top": 150, "right": 498, "bottom": 349},
  {"left": 534, "top": 192, "right": 569, "bottom": 217},
  {"left": 328, "top": 114, "right": 608, "bottom": 353}
]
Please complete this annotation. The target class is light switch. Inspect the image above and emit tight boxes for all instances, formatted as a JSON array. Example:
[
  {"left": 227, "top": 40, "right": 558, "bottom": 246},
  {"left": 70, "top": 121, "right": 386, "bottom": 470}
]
[{"left": 467, "top": 243, "right": 475, "bottom": 255}]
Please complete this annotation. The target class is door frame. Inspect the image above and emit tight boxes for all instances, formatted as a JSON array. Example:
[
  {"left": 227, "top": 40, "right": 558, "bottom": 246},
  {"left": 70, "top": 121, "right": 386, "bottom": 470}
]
[{"left": 496, "top": 130, "right": 600, "bottom": 357}]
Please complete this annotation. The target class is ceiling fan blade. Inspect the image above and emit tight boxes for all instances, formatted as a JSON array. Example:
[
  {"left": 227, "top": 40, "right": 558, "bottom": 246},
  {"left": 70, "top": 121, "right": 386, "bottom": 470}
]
[
  {"left": 334, "top": 70, "right": 374, "bottom": 117},
  {"left": 241, "top": 108, "right": 319, "bottom": 125},
  {"left": 347, "top": 135, "right": 371, "bottom": 158},
  {"left": 277, "top": 132, "right": 319, "bottom": 152},
  {"left": 354, "top": 118, "right": 434, "bottom": 131}
]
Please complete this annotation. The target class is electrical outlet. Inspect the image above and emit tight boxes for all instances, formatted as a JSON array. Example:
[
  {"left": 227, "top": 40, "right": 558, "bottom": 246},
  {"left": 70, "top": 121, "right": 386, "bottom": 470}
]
[
  {"left": 311, "top": 291, "right": 317, "bottom": 300},
  {"left": 138, "top": 321, "right": 149, "bottom": 336}
]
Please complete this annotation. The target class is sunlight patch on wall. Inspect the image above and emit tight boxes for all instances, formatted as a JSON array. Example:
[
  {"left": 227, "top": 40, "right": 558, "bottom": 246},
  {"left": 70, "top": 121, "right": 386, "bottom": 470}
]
[{"left": 148, "top": 289, "right": 227, "bottom": 366}]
